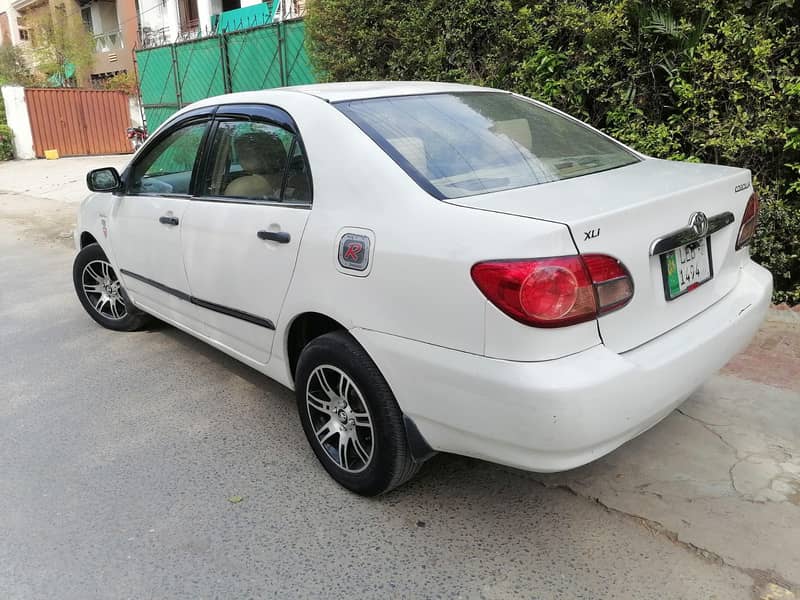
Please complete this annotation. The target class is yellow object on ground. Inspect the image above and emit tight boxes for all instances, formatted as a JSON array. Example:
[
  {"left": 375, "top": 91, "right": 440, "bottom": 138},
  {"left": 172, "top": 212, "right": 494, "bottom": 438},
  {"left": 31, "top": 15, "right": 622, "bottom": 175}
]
[
  {"left": 760, "top": 583, "right": 796, "bottom": 600},
  {"left": 44, "top": 149, "right": 59, "bottom": 160}
]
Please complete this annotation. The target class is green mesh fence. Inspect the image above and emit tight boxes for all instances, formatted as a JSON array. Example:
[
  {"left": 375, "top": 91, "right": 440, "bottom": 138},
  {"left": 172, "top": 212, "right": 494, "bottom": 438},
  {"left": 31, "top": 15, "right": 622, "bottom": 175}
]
[
  {"left": 142, "top": 107, "right": 179, "bottom": 132},
  {"left": 135, "top": 20, "right": 316, "bottom": 133},
  {"left": 227, "top": 26, "right": 283, "bottom": 92},
  {"left": 175, "top": 37, "right": 227, "bottom": 104},
  {"left": 137, "top": 46, "right": 177, "bottom": 106},
  {"left": 214, "top": 2, "right": 276, "bottom": 33},
  {"left": 283, "top": 20, "right": 315, "bottom": 86}
]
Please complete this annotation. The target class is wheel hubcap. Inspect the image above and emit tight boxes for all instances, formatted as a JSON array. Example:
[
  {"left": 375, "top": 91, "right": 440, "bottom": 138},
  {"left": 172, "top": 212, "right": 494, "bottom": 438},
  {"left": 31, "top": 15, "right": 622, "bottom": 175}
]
[
  {"left": 82, "top": 259, "right": 127, "bottom": 321},
  {"left": 305, "top": 365, "right": 374, "bottom": 473}
]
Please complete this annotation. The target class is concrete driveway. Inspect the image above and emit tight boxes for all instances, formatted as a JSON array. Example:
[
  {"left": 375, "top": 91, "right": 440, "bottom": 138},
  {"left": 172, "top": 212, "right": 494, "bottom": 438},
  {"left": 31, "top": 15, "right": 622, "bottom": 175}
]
[
  {"left": 1, "top": 157, "right": 798, "bottom": 599},
  {"left": 0, "top": 155, "right": 130, "bottom": 204}
]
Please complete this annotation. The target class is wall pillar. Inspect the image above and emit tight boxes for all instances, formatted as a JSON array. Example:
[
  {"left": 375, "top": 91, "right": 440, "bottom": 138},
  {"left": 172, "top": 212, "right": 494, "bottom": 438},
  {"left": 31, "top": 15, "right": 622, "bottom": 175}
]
[
  {"left": 129, "top": 95, "right": 143, "bottom": 127},
  {"left": 164, "top": 0, "right": 180, "bottom": 41},
  {"left": 116, "top": 0, "right": 138, "bottom": 72},
  {"left": 1, "top": 85, "right": 36, "bottom": 160},
  {"left": 196, "top": 0, "right": 213, "bottom": 35}
]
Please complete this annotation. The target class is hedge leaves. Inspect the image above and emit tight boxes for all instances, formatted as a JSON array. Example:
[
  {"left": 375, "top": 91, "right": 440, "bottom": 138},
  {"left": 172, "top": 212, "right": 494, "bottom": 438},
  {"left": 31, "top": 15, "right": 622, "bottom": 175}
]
[{"left": 307, "top": 0, "right": 800, "bottom": 302}]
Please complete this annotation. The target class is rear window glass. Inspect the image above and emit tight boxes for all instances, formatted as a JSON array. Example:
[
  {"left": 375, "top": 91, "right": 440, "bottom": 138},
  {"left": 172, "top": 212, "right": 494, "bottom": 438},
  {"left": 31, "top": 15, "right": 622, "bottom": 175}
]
[{"left": 336, "top": 92, "right": 639, "bottom": 199}]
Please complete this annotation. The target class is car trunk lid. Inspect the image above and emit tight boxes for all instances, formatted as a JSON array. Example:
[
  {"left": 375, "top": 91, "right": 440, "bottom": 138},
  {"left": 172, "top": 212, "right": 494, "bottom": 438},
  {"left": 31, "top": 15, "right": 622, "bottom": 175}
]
[{"left": 447, "top": 158, "right": 753, "bottom": 353}]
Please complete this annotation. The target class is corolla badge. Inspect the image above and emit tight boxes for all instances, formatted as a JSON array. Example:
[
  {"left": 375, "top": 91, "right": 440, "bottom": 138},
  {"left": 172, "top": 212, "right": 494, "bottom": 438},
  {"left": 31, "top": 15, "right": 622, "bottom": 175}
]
[
  {"left": 734, "top": 182, "right": 751, "bottom": 193},
  {"left": 688, "top": 211, "right": 709, "bottom": 237}
]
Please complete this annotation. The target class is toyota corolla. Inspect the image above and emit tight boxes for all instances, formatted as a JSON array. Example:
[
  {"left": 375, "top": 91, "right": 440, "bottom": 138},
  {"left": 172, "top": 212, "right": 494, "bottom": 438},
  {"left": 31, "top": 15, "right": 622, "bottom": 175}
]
[{"left": 73, "top": 82, "right": 772, "bottom": 495}]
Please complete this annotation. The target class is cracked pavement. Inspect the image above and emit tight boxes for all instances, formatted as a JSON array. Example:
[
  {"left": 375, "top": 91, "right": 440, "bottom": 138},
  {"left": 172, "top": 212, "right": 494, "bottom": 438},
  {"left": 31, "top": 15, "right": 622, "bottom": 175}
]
[
  {"left": 1, "top": 156, "right": 799, "bottom": 599},
  {"left": 534, "top": 333, "right": 800, "bottom": 595}
]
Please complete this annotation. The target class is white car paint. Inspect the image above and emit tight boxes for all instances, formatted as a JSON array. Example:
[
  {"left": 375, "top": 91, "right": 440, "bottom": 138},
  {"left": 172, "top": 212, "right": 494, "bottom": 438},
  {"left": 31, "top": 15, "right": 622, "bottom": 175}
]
[
  {"left": 75, "top": 81, "right": 772, "bottom": 473},
  {"left": 180, "top": 201, "right": 311, "bottom": 361},
  {"left": 450, "top": 157, "right": 755, "bottom": 353},
  {"left": 352, "top": 260, "right": 770, "bottom": 471},
  {"left": 110, "top": 195, "right": 193, "bottom": 321}
]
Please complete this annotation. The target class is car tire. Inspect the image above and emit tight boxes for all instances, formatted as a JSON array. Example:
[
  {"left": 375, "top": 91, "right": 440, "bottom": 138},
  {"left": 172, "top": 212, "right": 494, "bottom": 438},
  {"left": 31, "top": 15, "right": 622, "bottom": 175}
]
[
  {"left": 295, "top": 331, "right": 420, "bottom": 496},
  {"left": 72, "top": 243, "right": 150, "bottom": 332}
]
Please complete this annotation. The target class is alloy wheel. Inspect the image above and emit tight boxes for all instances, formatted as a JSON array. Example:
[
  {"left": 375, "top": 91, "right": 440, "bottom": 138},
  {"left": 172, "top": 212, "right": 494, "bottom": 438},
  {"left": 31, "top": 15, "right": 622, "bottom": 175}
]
[
  {"left": 81, "top": 259, "right": 127, "bottom": 321},
  {"left": 305, "top": 365, "right": 374, "bottom": 473}
]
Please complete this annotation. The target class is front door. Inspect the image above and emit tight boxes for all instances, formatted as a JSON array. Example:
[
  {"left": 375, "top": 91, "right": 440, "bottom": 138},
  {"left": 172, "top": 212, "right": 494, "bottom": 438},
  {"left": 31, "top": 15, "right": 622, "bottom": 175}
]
[
  {"left": 180, "top": 109, "right": 313, "bottom": 363},
  {"left": 111, "top": 116, "right": 210, "bottom": 322}
]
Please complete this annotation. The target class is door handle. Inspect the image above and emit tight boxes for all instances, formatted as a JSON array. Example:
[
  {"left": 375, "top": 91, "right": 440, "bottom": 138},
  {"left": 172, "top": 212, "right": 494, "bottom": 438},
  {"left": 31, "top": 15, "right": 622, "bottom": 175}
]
[
  {"left": 159, "top": 215, "right": 179, "bottom": 226},
  {"left": 257, "top": 230, "right": 291, "bottom": 244}
]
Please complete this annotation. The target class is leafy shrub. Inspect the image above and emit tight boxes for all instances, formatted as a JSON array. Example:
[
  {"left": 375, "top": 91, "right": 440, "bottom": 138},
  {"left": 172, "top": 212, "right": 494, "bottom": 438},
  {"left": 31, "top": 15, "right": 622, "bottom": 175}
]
[
  {"left": 0, "top": 44, "right": 35, "bottom": 87},
  {"left": 100, "top": 71, "right": 138, "bottom": 96},
  {"left": 0, "top": 125, "right": 14, "bottom": 160},
  {"left": 306, "top": 0, "right": 800, "bottom": 303}
]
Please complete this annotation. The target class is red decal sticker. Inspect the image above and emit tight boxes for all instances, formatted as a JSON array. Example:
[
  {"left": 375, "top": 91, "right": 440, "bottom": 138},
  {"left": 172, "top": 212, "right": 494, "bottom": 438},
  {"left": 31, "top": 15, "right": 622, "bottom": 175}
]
[{"left": 343, "top": 242, "right": 363, "bottom": 262}]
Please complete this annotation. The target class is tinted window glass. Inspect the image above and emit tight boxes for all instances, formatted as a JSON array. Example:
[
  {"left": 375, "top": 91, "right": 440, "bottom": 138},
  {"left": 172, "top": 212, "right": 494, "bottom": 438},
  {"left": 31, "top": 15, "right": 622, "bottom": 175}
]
[
  {"left": 128, "top": 121, "right": 207, "bottom": 195},
  {"left": 203, "top": 120, "right": 311, "bottom": 204},
  {"left": 337, "top": 92, "right": 639, "bottom": 199},
  {"left": 283, "top": 140, "right": 311, "bottom": 204}
]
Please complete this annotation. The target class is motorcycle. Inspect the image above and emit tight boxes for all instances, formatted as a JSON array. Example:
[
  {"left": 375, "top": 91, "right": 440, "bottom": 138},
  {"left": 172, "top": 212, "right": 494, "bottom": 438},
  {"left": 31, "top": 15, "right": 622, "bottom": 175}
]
[{"left": 127, "top": 126, "right": 148, "bottom": 151}]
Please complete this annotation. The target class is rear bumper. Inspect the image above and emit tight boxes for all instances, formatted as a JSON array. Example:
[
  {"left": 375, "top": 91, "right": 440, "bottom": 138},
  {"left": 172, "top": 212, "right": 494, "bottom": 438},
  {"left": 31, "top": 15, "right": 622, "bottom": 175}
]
[{"left": 352, "top": 260, "right": 772, "bottom": 472}]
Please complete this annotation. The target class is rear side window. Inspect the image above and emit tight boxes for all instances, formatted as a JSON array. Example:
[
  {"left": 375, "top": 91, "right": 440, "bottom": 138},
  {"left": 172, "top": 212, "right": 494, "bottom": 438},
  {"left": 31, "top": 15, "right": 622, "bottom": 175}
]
[
  {"left": 337, "top": 92, "right": 639, "bottom": 199},
  {"left": 202, "top": 120, "right": 312, "bottom": 204}
]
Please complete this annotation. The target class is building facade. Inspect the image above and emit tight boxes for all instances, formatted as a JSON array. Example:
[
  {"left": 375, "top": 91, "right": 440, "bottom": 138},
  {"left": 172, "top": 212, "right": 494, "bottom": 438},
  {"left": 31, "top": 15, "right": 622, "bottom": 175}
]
[
  {"left": 0, "top": 0, "right": 140, "bottom": 79},
  {"left": 0, "top": 0, "right": 303, "bottom": 84},
  {"left": 83, "top": 0, "right": 139, "bottom": 78},
  {"left": 137, "top": 0, "right": 304, "bottom": 48}
]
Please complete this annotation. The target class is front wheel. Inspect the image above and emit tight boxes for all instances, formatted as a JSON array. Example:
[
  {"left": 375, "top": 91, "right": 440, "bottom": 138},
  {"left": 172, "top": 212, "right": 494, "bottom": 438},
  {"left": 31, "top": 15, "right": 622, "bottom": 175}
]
[
  {"left": 72, "top": 243, "right": 149, "bottom": 331},
  {"left": 295, "top": 331, "right": 420, "bottom": 496}
]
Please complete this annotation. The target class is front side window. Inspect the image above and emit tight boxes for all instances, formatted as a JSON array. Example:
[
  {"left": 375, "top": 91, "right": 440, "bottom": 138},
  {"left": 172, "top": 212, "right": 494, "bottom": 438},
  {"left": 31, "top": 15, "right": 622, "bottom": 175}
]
[
  {"left": 202, "top": 120, "right": 311, "bottom": 204},
  {"left": 337, "top": 92, "right": 639, "bottom": 199},
  {"left": 128, "top": 121, "right": 208, "bottom": 195}
]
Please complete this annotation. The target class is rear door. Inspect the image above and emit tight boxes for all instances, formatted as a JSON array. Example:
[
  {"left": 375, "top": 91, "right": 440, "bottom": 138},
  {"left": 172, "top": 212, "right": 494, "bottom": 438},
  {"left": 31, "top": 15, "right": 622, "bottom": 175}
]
[
  {"left": 111, "top": 110, "right": 212, "bottom": 322},
  {"left": 180, "top": 104, "right": 313, "bottom": 363}
]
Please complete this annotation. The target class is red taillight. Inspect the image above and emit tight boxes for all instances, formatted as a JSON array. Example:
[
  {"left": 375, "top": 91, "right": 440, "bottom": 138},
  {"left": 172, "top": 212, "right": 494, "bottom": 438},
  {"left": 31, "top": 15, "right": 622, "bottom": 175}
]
[
  {"left": 736, "top": 191, "right": 760, "bottom": 250},
  {"left": 471, "top": 255, "right": 633, "bottom": 328},
  {"left": 582, "top": 254, "right": 634, "bottom": 315}
]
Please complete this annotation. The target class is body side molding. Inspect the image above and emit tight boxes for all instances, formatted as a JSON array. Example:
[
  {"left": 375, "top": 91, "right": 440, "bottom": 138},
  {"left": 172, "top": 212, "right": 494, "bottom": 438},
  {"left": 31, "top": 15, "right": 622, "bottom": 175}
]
[{"left": 120, "top": 269, "right": 276, "bottom": 330}]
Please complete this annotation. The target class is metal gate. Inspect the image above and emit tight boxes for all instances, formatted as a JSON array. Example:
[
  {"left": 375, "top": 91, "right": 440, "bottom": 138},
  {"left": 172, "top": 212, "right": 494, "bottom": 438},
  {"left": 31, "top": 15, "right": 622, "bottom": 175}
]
[{"left": 25, "top": 88, "right": 132, "bottom": 158}]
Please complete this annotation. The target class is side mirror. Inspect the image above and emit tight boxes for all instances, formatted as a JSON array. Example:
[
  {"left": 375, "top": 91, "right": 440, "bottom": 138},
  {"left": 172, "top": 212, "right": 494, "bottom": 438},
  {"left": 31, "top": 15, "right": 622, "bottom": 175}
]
[{"left": 87, "top": 167, "right": 121, "bottom": 193}]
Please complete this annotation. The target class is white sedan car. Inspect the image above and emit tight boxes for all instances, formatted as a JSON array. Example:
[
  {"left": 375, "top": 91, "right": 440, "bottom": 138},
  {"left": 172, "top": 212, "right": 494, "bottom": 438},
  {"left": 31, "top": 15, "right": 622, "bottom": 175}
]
[{"left": 74, "top": 81, "right": 772, "bottom": 495}]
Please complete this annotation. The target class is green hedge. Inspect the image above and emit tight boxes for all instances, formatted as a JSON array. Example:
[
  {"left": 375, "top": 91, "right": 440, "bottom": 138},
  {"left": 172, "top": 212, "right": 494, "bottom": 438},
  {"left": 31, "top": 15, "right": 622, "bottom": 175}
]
[
  {"left": 0, "top": 125, "right": 13, "bottom": 161},
  {"left": 306, "top": 0, "right": 800, "bottom": 303}
]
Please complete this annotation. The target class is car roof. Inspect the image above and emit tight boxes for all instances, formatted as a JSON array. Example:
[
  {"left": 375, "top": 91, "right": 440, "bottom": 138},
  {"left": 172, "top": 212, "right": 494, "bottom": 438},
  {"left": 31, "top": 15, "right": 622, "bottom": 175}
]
[
  {"left": 189, "top": 81, "right": 495, "bottom": 110},
  {"left": 284, "top": 81, "right": 492, "bottom": 102}
]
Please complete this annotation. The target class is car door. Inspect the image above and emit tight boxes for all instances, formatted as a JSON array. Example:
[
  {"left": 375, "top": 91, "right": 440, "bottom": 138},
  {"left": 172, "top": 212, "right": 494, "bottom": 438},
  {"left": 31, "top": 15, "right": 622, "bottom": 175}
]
[
  {"left": 111, "top": 109, "right": 212, "bottom": 323},
  {"left": 180, "top": 104, "right": 313, "bottom": 363}
]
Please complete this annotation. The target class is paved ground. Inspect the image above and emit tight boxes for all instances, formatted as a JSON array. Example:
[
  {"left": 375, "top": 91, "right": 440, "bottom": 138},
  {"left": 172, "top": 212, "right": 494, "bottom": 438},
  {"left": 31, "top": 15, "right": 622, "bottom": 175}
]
[
  {"left": 1, "top": 157, "right": 799, "bottom": 599},
  {"left": 0, "top": 155, "right": 130, "bottom": 204}
]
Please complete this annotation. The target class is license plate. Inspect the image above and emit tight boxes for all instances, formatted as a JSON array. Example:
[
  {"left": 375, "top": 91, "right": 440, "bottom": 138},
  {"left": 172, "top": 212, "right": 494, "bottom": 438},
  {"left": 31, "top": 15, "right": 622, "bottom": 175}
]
[{"left": 660, "top": 237, "right": 713, "bottom": 301}]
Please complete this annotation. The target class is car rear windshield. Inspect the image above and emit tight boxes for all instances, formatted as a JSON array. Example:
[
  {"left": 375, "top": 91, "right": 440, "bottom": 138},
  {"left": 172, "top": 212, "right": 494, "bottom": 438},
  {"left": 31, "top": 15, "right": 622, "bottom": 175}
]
[{"left": 336, "top": 92, "right": 639, "bottom": 199}]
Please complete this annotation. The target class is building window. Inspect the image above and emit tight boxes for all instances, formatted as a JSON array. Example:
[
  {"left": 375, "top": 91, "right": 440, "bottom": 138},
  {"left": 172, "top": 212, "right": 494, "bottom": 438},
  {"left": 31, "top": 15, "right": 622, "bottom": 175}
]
[
  {"left": 81, "top": 6, "right": 93, "bottom": 33},
  {"left": 18, "top": 27, "right": 29, "bottom": 41},
  {"left": 221, "top": 0, "right": 240, "bottom": 12}
]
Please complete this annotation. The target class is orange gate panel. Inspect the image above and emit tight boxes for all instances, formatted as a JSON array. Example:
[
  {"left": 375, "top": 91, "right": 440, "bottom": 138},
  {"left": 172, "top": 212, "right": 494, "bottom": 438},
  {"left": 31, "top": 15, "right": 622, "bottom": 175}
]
[{"left": 25, "top": 88, "right": 133, "bottom": 158}]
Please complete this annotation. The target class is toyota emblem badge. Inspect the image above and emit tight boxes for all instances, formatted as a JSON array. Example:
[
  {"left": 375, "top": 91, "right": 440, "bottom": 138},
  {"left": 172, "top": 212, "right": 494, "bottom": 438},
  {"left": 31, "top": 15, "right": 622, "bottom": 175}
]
[{"left": 689, "top": 212, "right": 709, "bottom": 237}]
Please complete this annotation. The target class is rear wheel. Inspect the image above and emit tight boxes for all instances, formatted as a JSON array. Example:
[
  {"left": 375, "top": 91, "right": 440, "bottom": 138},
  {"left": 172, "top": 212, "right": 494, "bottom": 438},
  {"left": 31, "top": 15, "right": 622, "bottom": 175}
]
[
  {"left": 295, "top": 331, "right": 419, "bottom": 496},
  {"left": 72, "top": 243, "right": 149, "bottom": 331}
]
